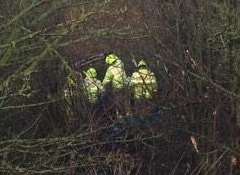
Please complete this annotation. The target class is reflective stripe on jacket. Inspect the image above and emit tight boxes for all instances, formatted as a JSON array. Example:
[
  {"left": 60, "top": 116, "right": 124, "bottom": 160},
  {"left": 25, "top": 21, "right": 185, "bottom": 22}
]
[
  {"left": 130, "top": 68, "right": 157, "bottom": 99},
  {"left": 64, "top": 77, "right": 76, "bottom": 102},
  {"left": 102, "top": 59, "right": 127, "bottom": 89},
  {"left": 84, "top": 77, "right": 103, "bottom": 103}
]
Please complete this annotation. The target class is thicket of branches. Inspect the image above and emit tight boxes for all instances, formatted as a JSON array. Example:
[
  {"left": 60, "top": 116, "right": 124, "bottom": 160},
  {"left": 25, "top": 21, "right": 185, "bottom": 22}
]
[{"left": 1, "top": 0, "right": 240, "bottom": 174}]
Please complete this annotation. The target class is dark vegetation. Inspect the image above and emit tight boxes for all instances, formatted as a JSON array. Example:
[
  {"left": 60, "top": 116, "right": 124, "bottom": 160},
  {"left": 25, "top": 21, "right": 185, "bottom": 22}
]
[{"left": 1, "top": 0, "right": 240, "bottom": 174}]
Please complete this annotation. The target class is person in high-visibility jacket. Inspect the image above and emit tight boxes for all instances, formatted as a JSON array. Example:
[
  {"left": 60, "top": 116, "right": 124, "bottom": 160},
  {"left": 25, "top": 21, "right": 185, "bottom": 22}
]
[
  {"left": 102, "top": 53, "right": 128, "bottom": 118},
  {"left": 130, "top": 60, "right": 158, "bottom": 100},
  {"left": 64, "top": 75, "right": 77, "bottom": 109},
  {"left": 102, "top": 54, "right": 127, "bottom": 90},
  {"left": 63, "top": 75, "right": 79, "bottom": 132},
  {"left": 83, "top": 68, "right": 103, "bottom": 104}
]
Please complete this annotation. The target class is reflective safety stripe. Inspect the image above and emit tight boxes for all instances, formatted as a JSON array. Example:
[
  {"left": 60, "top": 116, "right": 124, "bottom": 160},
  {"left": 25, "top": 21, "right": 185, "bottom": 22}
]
[
  {"left": 84, "top": 77, "right": 103, "bottom": 103},
  {"left": 102, "top": 59, "right": 127, "bottom": 89},
  {"left": 130, "top": 69, "right": 157, "bottom": 99}
]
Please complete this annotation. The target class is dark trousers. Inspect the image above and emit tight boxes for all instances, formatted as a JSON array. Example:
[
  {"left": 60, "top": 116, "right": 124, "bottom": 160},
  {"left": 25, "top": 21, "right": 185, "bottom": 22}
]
[
  {"left": 131, "top": 99, "right": 158, "bottom": 116},
  {"left": 102, "top": 87, "right": 130, "bottom": 119}
]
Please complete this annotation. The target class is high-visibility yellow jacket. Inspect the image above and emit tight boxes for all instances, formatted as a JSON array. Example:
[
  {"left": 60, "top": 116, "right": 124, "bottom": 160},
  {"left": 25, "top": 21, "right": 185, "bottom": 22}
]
[
  {"left": 130, "top": 68, "right": 158, "bottom": 99},
  {"left": 102, "top": 59, "right": 127, "bottom": 90},
  {"left": 64, "top": 77, "right": 77, "bottom": 117},
  {"left": 64, "top": 77, "right": 76, "bottom": 99},
  {"left": 84, "top": 77, "right": 103, "bottom": 103}
]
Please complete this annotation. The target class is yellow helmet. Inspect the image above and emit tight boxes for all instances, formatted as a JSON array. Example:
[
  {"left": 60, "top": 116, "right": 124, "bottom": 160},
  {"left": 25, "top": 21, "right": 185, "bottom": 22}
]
[
  {"left": 84, "top": 68, "right": 97, "bottom": 78},
  {"left": 105, "top": 54, "right": 119, "bottom": 65},
  {"left": 138, "top": 60, "right": 147, "bottom": 68},
  {"left": 67, "top": 76, "right": 76, "bottom": 87}
]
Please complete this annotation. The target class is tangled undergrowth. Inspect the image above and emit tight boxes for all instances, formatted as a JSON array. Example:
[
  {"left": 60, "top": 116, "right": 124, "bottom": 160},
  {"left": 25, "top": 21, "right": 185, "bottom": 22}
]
[{"left": 1, "top": 0, "right": 240, "bottom": 174}]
